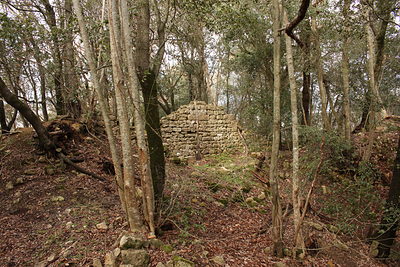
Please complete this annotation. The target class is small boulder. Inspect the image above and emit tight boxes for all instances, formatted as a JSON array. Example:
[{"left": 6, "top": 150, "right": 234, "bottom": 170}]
[
  {"left": 93, "top": 258, "right": 102, "bottom": 267},
  {"left": 211, "top": 255, "right": 225, "bottom": 266},
  {"left": 121, "top": 249, "right": 150, "bottom": 266},
  {"left": 51, "top": 196, "right": 65, "bottom": 202},
  {"left": 24, "top": 169, "right": 36, "bottom": 175},
  {"left": 119, "top": 234, "right": 146, "bottom": 250},
  {"left": 161, "top": 244, "right": 173, "bottom": 253},
  {"left": 6, "top": 181, "right": 14, "bottom": 190},
  {"left": 96, "top": 222, "right": 108, "bottom": 230},
  {"left": 15, "top": 177, "right": 24, "bottom": 185},
  {"left": 104, "top": 252, "right": 116, "bottom": 267}
]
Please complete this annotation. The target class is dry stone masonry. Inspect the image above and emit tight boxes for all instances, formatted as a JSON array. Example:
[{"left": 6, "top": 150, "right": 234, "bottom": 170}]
[{"left": 161, "top": 101, "right": 246, "bottom": 158}]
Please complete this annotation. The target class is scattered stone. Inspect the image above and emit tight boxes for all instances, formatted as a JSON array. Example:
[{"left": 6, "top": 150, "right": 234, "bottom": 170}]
[
  {"left": 14, "top": 191, "right": 22, "bottom": 198},
  {"left": 56, "top": 148, "right": 62, "bottom": 153},
  {"left": 34, "top": 261, "right": 48, "bottom": 267},
  {"left": 306, "top": 221, "right": 324, "bottom": 231},
  {"left": 13, "top": 198, "right": 21, "bottom": 204},
  {"left": 46, "top": 224, "right": 52, "bottom": 229},
  {"left": 104, "top": 252, "right": 116, "bottom": 267},
  {"left": 51, "top": 196, "right": 65, "bottom": 202},
  {"left": 191, "top": 198, "right": 198, "bottom": 204},
  {"left": 168, "top": 256, "right": 194, "bottom": 267},
  {"left": 47, "top": 253, "right": 56, "bottom": 262},
  {"left": 66, "top": 222, "right": 73, "bottom": 229},
  {"left": 93, "top": 258, "right": 103, "bottom": 267},
  {"left": 161, "top": 244, "right": 174, "bottom": 253},
  {"left": 15, "top": 177, "right": 24, "bottom": 185},
  {"left": 6, "top": 181, "right": 14, "bottom": 190},
  {"left": 369, "top": 241, "right": 379, "bottom": 257},
  {"left": 96, "top": 222, "right": 108, "bottom": 230},
  {"left": 273, "top": 262, "right": 287, "bottom": 267},
  {"left": 283, "top": 248, "right": 292, "bottom": 257},
  {"left": 45, "top": 167, "right": 55, "bottom": 175},
  {"left": 121, "top": 249, "right": 150, "bottom": 266},
  {"left": 263, "top": 247, "right": 272, "bottom": 255},
  {"left": 333, "top": 239, "right": 349, "bottom": 251},
  {"left": 24, "top": 169, "right": 36, "bottom": 175},
  {"left": 119, "top": 234, "right": 146, "bottom": 250},
  {"left": 156, "top": 263, "right": 166, "bottom": 267},
  {"left": 257, "top": 192, "right": 266, "bottom": 201},
  {"left": 38, "top": 156, "right": 47, "bottom": 163},
  {"left": 211, "top": 255, "right": 225, "bottom": 266},
  {"left": 213, "top": 201, "right": 225, "bottom": 207},
  {"left": 245, "top": 197, "right": 258, "bottom": 207},
  {"left": 321, "top": 185, "right": 329, "bottom": 194},
  {"left": 148, "top": 239, "right": 164, "bottom": 249},
  {"left": 113, "top": 247, "right": 121, "bottom": 257}
]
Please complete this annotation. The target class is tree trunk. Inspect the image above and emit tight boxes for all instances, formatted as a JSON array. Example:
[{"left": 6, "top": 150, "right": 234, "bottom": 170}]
[
  {"left": 0, "top": 77, "right": 55, "bottom": 152},
  {"left": 63, "top": 0, "right": 81, "bottom": 118},
  {"left": 311, "top": 16, "right": 330, "bottom": 130},
  {"left": 283, "top": 8, "right": 305, "bottom": 254},
  {"left": 120, "top": 0, "right": 156, "bottom": 236},
  {"left": 270, "top": 0, "right": 283, "bottom": 257},
  {"left": 136, "top": 0, "right": 166, "bottom": 206},
  {"left": 40, "top": 0, "right": 64, "bottom": 115},
  {"left": 342, "top": 0, "right": 351, "bottom": 140},
  {"left": 72, "top": 0, "right": 133, "bottom": 230}
]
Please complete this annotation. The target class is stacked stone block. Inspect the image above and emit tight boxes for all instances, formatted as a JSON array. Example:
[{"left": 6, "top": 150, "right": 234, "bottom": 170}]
[{"left": 161, "top": 101, "right": 245, "bottom": 158}]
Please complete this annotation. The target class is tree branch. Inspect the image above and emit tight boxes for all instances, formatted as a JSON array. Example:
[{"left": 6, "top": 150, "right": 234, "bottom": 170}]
[{"left": 284, "top": 0, "right": 310, "bottom": 48}]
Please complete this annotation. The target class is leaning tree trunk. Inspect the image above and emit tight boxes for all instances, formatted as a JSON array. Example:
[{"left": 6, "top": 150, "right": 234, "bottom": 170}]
[
  {"left": 0, "top": 77, "right": 55, "bottom": 152},
  {"left": 270, "top": 0, "right": 283, "bottom": 257}
]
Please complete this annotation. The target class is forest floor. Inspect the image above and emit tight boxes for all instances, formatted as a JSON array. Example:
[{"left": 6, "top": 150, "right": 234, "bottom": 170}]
[{"left": 0, "top": 119, "right": 399, "bottom": 267}]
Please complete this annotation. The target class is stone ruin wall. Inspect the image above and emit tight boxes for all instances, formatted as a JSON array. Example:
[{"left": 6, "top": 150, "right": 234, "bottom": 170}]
[{"left": 161, "top": 101, "right": 245, "bottom": 158}]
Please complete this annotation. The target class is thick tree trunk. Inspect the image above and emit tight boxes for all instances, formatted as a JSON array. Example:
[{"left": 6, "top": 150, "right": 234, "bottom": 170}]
[
  {"left": 0, "top": 77, "right": 55, "bottom": 152},
  {"left": 136, "top": 0, "right": 166, "bottom": 206},
  {"left": 270, "top": 0, "right": 283, "bottom": 257},
  {"left": 120, "top": 0, "right": 156, "bottom": 236}
]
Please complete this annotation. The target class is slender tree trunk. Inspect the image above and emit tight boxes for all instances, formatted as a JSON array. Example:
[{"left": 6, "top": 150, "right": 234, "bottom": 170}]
[
  {"left": 63, "top": 0, "right": 81, "bottom": 118},
  {"left": 136, "top": 0, "right": 166, "bottom": 207},
  {"left": 270, "top": 0, "right": 283, "bottom": 257},
  {"left": 71, "top": 0, "right": 132, "bottom": 230},
  {"left": 283, "top": 8, "right": 305, "bottom": 254},
  {"left": 342, "top": 0, "right": 351, "bottom": 140},
  {"left": 40, "top": 0, "right": 64, "bottom": 115},
  {"left": 311, "top": 16, "right": 330, "bottom": 130},
  {"left": 120, "top": 0, "right": 156, "bottom": 236}
]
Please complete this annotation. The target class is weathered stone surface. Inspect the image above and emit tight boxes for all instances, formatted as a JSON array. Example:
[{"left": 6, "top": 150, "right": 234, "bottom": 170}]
[
  {"left": 93, "top": 258, "right": 103, "bottom": 267},
  {"left": 96, "top": 222, "right": 108, "bottom": 230},
  {"left": 211, "top": 255, "right": 225, "bottom": 266},
  {"left": 119, "top": 234, "right": 146, "bottom": 250},
  {"left": 121, "top": 249, "right": 150, "bottom": 266},
  {"left": 160, "top": 101, "right": 245, "bottom": 158}
]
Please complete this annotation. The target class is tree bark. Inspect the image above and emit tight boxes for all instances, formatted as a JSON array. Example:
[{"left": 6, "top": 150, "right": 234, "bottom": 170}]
[
  {"left": 39, "top": 0, "right": 64, "bottom": 115},
  {"left": 71, "top": 0, "right": 132, "bottom": 230},
  {"left": 283, "top": 8, "right": 305, "bottom": 254},
  {"left": 270, "top": 0, "right": 283, "bottom": 257},
  {"left": 136, "top": 0, "right": 166, "bottom": 206},
  {"left": 342, "top": 0, "right": 352, "bottom": 141},
  {"left": 0, "top": 77, "right": 55, "bottom": 152},
  {"left": 311, "top": 16, "right": 330, "bottom": 130},
  {"left": 120, "top": 0, "right": 156, "bottom": 236}
]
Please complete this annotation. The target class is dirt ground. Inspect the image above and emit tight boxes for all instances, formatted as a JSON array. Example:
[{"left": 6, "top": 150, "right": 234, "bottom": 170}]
[{"left": 0, "top": 125, "right": 399, "bottom": 266}]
